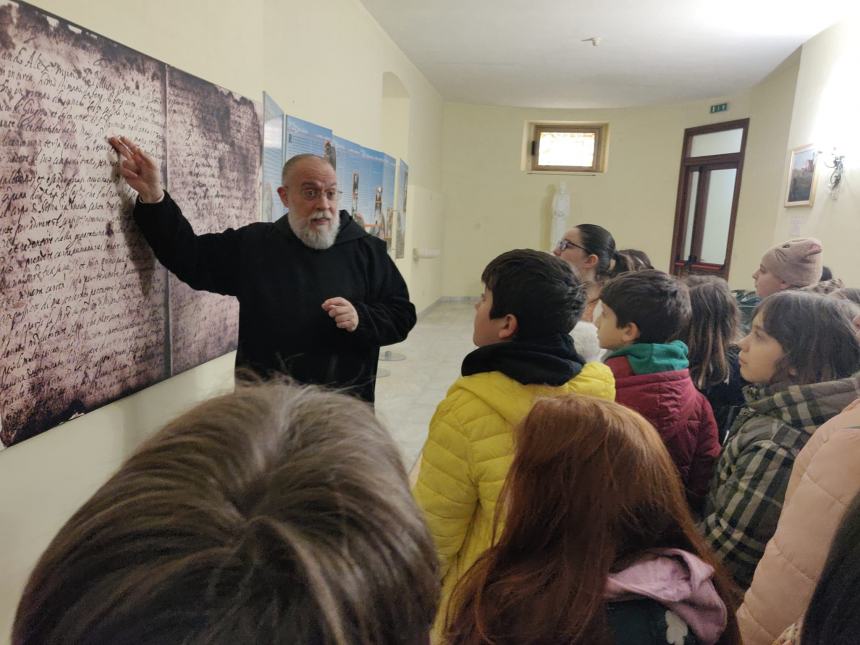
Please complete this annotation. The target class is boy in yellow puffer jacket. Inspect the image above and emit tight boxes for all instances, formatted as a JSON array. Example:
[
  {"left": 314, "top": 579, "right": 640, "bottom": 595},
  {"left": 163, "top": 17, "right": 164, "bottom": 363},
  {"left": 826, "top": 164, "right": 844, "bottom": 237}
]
[{"left": 413, "top": 249, "right": 615, "bottom": 636}]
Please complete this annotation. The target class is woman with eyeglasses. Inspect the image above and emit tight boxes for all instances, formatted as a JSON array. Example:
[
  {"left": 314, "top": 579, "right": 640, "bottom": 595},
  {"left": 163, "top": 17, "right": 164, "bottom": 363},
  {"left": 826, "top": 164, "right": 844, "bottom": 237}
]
[
  {"left": 553, "top": 224, "right": 637, "bottom": 362},
  {"left": 553, "top": 224, "right": 634, "bottom": 322}
]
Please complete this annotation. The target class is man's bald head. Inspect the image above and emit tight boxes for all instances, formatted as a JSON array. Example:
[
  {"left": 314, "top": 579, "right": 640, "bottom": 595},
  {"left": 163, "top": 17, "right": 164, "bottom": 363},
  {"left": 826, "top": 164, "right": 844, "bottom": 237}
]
[{"left": 281, "top": 154, "right": 334, "bottom": 186}]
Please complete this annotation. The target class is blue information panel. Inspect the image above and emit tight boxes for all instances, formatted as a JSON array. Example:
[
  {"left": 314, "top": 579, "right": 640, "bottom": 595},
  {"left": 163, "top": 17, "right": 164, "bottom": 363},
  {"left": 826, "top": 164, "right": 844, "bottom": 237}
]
[
  {"left": 382, "top": 154, "right": 396, "bottom": 252},
  {"left": 285, "top": 115, "right": 334, "bottom": 161},
  {"left": 360, "top": 146, "right": 385, "bottom": 239},
  {"left": 262, "top": 93, "right": 285, "bottom": 222},
  {"left": 332, "top": 135, "right": 363, "bottom": 226},
  {"left": 396, "top": 160, "right": 409, "bottom": 259}
]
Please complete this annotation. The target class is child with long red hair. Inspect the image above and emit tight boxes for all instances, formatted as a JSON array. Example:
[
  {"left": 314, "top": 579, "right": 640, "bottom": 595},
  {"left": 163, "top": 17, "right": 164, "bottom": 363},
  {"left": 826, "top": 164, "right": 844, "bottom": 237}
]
[{"left": 445, "top": 395, "right": 741, "bottom": 645}]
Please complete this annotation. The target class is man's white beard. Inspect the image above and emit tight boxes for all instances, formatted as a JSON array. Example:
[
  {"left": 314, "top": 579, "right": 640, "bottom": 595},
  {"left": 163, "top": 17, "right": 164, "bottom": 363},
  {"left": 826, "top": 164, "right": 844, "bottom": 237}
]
[{"left": 288, "top": 210, "right": 337, "bottom": 250}]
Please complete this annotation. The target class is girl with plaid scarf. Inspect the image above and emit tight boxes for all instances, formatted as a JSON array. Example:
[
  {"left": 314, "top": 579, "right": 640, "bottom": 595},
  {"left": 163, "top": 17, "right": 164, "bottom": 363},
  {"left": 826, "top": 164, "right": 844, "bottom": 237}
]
[{"left": 700, "top": 291, "right": 860, "bottom": 591}]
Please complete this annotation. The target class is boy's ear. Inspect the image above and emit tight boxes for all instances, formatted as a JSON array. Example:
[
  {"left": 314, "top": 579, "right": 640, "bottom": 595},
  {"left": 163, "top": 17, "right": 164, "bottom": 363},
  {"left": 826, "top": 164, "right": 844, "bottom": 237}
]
[
  {"left": 498, "top": 314, "right": 518, "bottom": 340},
  {"left": 621, "top": 321, "right": 640, "bottom": 343}
]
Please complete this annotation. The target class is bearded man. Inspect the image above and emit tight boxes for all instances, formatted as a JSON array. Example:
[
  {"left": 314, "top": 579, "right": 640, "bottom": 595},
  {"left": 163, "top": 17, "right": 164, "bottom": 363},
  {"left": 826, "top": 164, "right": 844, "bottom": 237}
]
[{"left": 109, "top": 137, "right": 415, "bottom": 404}]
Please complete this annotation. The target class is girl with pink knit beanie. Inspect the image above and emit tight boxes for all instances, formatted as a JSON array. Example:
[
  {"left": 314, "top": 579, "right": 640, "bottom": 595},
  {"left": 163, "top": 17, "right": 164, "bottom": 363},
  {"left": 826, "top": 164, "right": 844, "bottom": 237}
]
[{"left": 752, "top": 238, "right": 824, "bottom": 298}]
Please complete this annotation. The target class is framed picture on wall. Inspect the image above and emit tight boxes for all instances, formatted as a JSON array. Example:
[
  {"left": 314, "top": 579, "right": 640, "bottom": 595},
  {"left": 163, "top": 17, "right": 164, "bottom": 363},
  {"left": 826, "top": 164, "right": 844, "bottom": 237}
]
[{"left": 785, "top": 144, "right": 819, "bottom": 207}]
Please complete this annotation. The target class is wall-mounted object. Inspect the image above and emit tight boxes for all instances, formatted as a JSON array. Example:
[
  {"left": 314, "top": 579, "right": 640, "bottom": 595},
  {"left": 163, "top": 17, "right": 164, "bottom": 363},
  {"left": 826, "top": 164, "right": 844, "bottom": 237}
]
[
  {"left": 413, "top": 248, "right": 441, "bottom": 261},
  {"left": 785, "top": 144, "right": 819, "bottom": 207},
  {"left": 551, "top": 182, "right": 570, "bottom": 251},
  {"left": 821, "top": 148, "right": 845, "bottom": 194}
]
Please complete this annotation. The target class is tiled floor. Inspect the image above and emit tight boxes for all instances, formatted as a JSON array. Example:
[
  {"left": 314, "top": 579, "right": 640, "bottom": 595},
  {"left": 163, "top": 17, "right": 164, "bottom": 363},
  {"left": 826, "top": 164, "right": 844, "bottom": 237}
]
[{"left": 375, "top": 301, "right": 476, "bottom": 470}]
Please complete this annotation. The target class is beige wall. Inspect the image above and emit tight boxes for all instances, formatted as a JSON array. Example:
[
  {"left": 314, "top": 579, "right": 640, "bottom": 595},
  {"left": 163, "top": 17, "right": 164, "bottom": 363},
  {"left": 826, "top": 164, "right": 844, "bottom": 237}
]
[
  {"left": 0, "top": 0, "right": 443, "bottom": 639},
  {"left": 730, "top": 52, "right": 802, "bottom": 289},
  {"left": 438, "top": 91, "right": 796, "bottom": 297},
  {"left": 773, "top": 16, "right": 860, "bottom": 287},
  {"left": 439, "top": 18, "right": 860, "bottom": 297}
]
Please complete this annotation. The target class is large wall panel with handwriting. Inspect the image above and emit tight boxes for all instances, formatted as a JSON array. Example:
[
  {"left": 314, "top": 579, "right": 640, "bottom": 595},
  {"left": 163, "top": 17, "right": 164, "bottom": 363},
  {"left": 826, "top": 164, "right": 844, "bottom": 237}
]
[
  {"left": 165, "top": 67, "right": 261, "bottom": 376},
  {"left": 0, "top": 1, "right": 261, "bottom": 447}
]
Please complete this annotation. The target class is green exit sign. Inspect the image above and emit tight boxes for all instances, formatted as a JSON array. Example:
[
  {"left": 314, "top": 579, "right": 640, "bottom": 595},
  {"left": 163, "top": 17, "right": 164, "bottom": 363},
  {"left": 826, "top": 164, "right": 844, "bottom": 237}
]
[{"left": 710, "top": 103, "right": 728, "bottom": 113}]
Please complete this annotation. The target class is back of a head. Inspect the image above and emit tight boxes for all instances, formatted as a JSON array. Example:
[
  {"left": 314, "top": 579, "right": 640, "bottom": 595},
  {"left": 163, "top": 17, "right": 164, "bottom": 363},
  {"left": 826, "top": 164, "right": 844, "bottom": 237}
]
[
  {"left": 447, "top": 395, "right": 739, "bottom": 644},
  {"left": 802, "top": 490, "right": 860, "bottom": 645},
  {"left": 508, "top": 396, "right": 699, "bottom": 556},
  {"left": 682, "top": 276, "right": 740, "bottom": 389},
  {"left": 616, "top": 248, "right": 654, "bottom": 272},
  {"left": 481, "top": 249, "right": 585, "bottom": 339},
  {"left": 756, "top": 290, "right": 860, "bottom": 386},
  {"left": 600, "top": 269, "right": 692, "bottom": 344},
  {"left": 14, "top": 383, "right": 439, "bottom": 645}
]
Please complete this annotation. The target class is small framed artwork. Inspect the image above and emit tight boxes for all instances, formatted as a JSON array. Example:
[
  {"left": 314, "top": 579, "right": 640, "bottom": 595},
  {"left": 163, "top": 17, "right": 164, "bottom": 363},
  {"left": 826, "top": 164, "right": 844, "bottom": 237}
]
[{"left": 785, "top": 144, "right": 819, "bottom": 207}]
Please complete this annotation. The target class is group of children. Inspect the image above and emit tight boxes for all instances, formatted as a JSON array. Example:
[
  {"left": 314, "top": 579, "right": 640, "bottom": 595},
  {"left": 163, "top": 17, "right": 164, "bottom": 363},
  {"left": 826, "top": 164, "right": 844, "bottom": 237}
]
[
  {"left": 415, "top": 226, "right": 860, "bottom": 644},
  {"left": 11, "top": 226, "right": 860, "bottom": 644}
]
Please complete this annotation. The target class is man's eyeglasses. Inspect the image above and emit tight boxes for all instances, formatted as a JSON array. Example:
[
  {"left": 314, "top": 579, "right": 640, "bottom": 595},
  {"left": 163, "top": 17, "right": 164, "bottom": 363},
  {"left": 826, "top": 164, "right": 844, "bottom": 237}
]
[
  {"left": 555, "top": 238, "right": 588, "bottom": 253},
  {"left": 298, "top": 187, "right": 342, "bottom": 202}
]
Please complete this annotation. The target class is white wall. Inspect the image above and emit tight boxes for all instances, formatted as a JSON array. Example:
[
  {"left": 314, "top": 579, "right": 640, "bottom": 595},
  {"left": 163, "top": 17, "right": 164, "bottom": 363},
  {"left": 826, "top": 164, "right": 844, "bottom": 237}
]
[
  {"left": 0, "top": 0, "right": 444, "bottom": 639},
  {"left": 772, "top": 15, "right": 860, "bottom": 287}
]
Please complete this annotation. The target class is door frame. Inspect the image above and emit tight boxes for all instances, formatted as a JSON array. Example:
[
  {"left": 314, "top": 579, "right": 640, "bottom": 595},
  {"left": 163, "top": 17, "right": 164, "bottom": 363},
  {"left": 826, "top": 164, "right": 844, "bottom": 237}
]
[{"left": 670, "top": 118, "right": 749, "bottom": 279}]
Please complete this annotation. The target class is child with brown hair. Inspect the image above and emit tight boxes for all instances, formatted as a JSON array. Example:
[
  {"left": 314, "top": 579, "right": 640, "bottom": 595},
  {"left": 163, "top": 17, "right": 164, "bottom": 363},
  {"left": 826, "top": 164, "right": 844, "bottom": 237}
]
[
  {"left": 682, "top": 276, "right": 746, "bottom": 441},
  {"left": 446, "top": 395, "right": 741, "bottom": 645},
  {"left": 415, "top": 250, "right": 614, "bottom": 635},
  {"left": 14, "top": 382, "right": 439, "bottom": 645},
  {"left": 597, "top": 270, "right": 720, "bottom": 512},
  {"left": 701, "top": 291, "right": 860, "bottom": 591}
]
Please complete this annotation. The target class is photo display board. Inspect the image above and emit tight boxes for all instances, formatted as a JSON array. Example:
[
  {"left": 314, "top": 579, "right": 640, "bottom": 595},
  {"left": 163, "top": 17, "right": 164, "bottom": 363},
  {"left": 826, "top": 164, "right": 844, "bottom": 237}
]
[
  {"left": 381, "top": 154, "right": 396, "bottom": 252},
  {"left": 0, "top": 0, "right": 261, "bottom": 447},
  {"left": 285, "top": 115, "right": 333, "bottom": 164},
  {"left": 359, "top": 146, "right": 385, "bottom": 238},
  {"left": 332, "top": 135, "right": 363, "bottom": 227},
  {"left": 396, "top": 160, "right": 409, "bottom": 259},
  {"left": 262, "top": 93, "right": 285, "bottom": 223}
]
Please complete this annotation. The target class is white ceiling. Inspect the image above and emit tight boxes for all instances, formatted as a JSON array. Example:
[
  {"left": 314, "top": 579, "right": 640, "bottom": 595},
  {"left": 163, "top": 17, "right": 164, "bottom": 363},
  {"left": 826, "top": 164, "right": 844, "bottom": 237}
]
[{"left": 359, "top": 0, "right": 855, "bottom": 108}]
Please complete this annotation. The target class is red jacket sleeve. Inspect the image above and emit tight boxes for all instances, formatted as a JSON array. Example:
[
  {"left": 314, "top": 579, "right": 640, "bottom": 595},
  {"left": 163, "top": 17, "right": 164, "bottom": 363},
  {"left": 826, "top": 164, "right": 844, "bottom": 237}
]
[{"left": 686, "top": 395, "right": 721, "bottom": 514}]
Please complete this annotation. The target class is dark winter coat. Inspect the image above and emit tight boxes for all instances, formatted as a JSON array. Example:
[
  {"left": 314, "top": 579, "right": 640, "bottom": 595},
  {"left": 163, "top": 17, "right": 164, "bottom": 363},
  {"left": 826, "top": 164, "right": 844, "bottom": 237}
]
[
  {"left": 698, "top": 346, "right": 747, "bottom": 443},
  {"left": 606, "top": 342, "right": 720, "bottom": 512},
  {"left": 134, "top": 193, "right": 416, "bottom": 402}
]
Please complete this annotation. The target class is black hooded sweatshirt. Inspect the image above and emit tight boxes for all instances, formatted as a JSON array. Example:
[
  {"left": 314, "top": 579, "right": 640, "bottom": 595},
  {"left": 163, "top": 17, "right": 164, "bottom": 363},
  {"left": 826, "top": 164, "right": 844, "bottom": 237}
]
[{"left": 134, "top": 193, "right": 416, "bottom": 403}]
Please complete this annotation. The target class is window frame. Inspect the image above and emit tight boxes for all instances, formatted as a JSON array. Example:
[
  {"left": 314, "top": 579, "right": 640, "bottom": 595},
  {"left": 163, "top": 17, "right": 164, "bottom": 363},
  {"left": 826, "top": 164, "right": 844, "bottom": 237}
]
[{"left": 528, "top": 122, "right": 609, "bottom": 173}]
